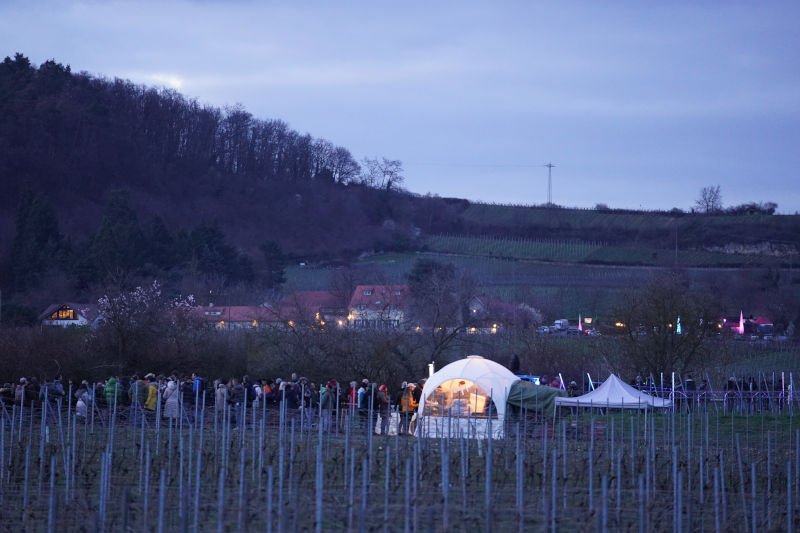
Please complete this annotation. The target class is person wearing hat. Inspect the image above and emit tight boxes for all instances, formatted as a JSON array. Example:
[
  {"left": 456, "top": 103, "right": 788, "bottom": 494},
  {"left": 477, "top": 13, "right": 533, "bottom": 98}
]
[
  {"left": 75, "top": 380, "right": 91, "bottom": 419},
  {"left": 568, "top": 380, "right": 579, "bottom": 397},
  {"left": 359, "top": 378, "right": 378, "bottom": 434},
  {"left": 129, "top": 374, "right": 148, "bottom": 408},
  {"left": 14, "top": 378, "right": 27, "bottom": 404},
  {"left": 144, "top": 375, "right": 159, "bottom": 412},
  {"left": 357, "top": 379, "right": 368, "bottom": 410},
  {"left": 162, "top": 376, "right": 180, "bottom": 422},
  {"left": 213, "top": 379, "right": 227, "bottom": 415},
  {"left": 104, "top": 375, "right": 119, "bottom": 409},
  {"left": 399, "top": 383, "right": 418, "bottom": 436}
]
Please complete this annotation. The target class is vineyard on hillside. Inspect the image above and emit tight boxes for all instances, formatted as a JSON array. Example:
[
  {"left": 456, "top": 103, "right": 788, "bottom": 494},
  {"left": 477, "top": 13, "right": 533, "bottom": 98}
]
[
  {"left": 425, "top": 234, "right": 604, "bottom": 263},
  {"left": 423, "top": 234, "right": 767, "bottom": 267},
  {"left": 462, "top": 203, "right": 799, "bottom": 233}
]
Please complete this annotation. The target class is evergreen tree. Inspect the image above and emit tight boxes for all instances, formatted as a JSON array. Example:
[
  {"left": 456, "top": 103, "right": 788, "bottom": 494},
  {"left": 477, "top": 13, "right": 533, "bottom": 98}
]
[
  {"left": 260, "top": 240, "right": 287, "bottom": 290},
  {"left": 144, "top": 216, "right": 177, "bottom": 270},
  {"left": 9, "top": 188, "right": 61, "bottom": 291},
  {"left": 182, "top": 223, "right": 254, "bottom": 290},
  {"left": 90, "top": 190, "right": 146, "bottom": 288}
]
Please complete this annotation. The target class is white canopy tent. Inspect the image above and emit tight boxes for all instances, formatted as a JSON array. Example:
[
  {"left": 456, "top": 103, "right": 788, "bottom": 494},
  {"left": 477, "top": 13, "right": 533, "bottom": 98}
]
[
  {"left": 555, "top": 374, "right": 672, "bottom": 409},
  {"left": 415, "top": 355, "right": 520, "bottom": 439}
]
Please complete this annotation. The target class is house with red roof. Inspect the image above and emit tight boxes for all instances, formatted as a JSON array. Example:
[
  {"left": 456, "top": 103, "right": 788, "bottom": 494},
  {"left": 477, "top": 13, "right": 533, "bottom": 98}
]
[
  {"left": 192, "top": 305, "right": 278, "bottom": 330},
  {"left": 348, "top": 285, "right": 409, "bottom": 329}
]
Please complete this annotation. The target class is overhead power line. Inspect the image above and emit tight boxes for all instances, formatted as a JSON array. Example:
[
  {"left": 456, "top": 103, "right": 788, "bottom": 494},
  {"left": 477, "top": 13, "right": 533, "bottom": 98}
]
[{"left": 404, "top": 162, "right": 548, "bottom": 168}]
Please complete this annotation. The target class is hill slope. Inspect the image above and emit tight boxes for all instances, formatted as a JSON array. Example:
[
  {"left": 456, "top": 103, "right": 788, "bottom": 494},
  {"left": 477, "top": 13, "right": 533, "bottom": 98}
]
[{"left": 1, "top": 54, "right": 799, "bottom": 314}]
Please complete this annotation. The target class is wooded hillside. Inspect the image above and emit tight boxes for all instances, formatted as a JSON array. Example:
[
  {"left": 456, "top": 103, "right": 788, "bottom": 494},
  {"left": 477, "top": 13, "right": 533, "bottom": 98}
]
[{"left": 1, "top": 54, "right": 798, "bottom": 319}]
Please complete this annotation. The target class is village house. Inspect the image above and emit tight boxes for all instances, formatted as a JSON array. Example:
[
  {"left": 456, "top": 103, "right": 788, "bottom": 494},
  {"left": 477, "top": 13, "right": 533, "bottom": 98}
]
[
  {"left": 348, "top": 284, "right": 409, "bottom": 329},
  {"left": 39, "top": 303, "right": 100, "bottom": 328},
  {"left": 192, "top": 305, "right": 277, "bottom": 330}
]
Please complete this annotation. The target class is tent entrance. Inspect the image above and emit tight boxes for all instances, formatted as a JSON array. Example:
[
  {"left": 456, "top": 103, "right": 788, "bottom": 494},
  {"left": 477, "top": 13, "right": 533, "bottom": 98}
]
[{"left": 423, "top": 378, "right": 498, "bottom": 418}]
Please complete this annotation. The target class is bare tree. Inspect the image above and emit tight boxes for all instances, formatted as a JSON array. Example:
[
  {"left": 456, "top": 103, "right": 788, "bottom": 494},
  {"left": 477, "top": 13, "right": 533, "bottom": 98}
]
[
  {"left": 359, "top": 157, "right": 404, "bottom": 190},
  {"left": 311, "top": 140, "right": 361, "bottom": 184},
  {"left": 407, "top": 259, "right": 478, "bottom": 362},
  {"left": 612, "top": 270, "right": 720, "bottom": 376},
  {"left": 695, "top": 185, "right": 723, "bottom": 214}
]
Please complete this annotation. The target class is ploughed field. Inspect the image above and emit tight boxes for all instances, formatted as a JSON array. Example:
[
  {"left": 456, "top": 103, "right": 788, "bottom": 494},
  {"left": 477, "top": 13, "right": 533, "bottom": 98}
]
[{"left": 1, "top": 399, "right": 800, "bottom": 531}]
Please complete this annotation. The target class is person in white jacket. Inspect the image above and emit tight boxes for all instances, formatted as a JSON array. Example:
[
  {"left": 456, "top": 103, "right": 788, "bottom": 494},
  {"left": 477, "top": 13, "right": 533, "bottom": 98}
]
[
  {"left": 162, "top": 378, "right": 180, "bottom": 421},
  {"left": 75, "top": 380, "right": 91, "bottom": 419}
]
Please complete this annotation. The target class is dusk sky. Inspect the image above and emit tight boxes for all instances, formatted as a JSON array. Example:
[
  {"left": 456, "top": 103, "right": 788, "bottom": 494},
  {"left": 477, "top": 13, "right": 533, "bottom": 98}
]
[{"left": 3, "top": 1, "right": 799, "bottom": 212}]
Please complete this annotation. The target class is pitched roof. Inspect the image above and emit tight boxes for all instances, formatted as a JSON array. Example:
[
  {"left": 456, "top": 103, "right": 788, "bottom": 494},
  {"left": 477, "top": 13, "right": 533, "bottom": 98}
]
[
  {"left": 348, "top": 285, "right": 409, "bottom": 311},
  {"left": 39, "top": 303, "right": 99, "bottom": 322}
]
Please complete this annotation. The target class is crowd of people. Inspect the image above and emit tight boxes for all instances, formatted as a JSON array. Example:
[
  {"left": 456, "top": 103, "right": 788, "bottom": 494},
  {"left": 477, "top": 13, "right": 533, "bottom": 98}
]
[{"left": 0, "top": 372, "right": 429, "bottom": 435}]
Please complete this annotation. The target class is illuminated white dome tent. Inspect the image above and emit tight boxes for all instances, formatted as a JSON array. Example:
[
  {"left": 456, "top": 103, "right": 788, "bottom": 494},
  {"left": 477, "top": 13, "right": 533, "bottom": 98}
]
[{"left": 415, "top": 355, "right": 520, "bottom": 439}]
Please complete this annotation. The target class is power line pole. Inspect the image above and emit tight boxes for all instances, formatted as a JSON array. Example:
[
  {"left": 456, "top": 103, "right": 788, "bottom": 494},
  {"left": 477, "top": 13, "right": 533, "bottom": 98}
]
[{"left": 544, "top": 162, "right": 555, "bottom": 205}]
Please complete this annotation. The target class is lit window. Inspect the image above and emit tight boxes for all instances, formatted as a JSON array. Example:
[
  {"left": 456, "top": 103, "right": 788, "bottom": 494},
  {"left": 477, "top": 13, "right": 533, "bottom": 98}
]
[{"left": 51, "top": 307, "right": 77, "bottom": 320}]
